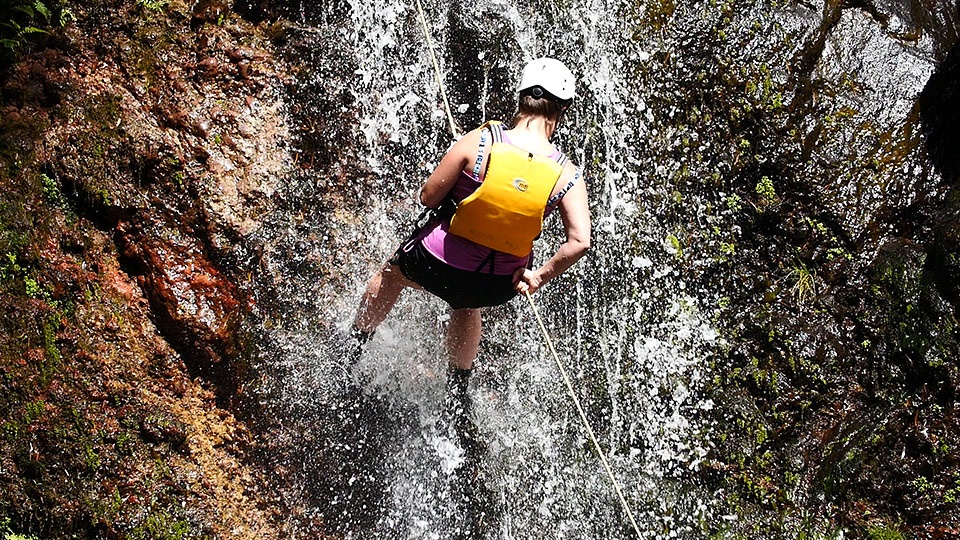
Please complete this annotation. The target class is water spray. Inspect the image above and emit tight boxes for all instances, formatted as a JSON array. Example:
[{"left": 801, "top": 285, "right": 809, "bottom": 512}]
[
  {"left": 413, "top": 0, "right": 460, "bottom": 138},
  {"left": 524, "top": 290, "right": 643, "bottom": 538}
]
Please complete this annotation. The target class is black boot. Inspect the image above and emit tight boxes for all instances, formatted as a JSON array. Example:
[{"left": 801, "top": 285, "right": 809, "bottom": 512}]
[
  {"left": 445, "top": 366, "right": 485, "bottom": 460},
  {"left": 444, "top": 366, "right": 497, "bottom": 535}
]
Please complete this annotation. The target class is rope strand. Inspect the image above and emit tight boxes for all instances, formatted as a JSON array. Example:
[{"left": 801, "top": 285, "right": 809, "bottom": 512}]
[
  {"left": 524, "top": 290, "right": 643, "bottom": 538},
  {"left": 413, "top": 0, "right": 459, "bottom": 137}
]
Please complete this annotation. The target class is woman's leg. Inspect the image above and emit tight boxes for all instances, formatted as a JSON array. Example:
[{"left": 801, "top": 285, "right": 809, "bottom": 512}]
[
  {"left": 353, "top": 263, "right": 415, "bottom": 333},
  {"left": 446, "top": 308, "right": 482, "bottom": 370},
  {"left": 446, "top": 309, "right": 483, "bottom": 454}
]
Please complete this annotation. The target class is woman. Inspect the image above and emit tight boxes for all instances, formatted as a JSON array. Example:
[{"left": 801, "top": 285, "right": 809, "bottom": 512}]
[{"left": 351, "top": 57, "right": 591, "bottom": 398}]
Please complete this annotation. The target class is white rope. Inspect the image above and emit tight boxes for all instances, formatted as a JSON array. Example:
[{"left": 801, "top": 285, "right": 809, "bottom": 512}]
[
  {"left": 524, "top": 290, "right": 643, "bottom": 538},
  {"left": 412, "top": 0, "right": 460, "bottom": 137}
]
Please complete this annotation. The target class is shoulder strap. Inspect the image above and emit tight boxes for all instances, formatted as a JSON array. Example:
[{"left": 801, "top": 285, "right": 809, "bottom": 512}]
[
  {"left": 488, "top": 120, "right": 504, "bottom": 143},
  {"left": 472, "top": 128, "right": 488, "bottom": 178},
  {"left": 472, "top": 120, "right": 504, "bottom": 179},
  {"left": 546, "top": 166, "right": 581, "bottom": 207}
]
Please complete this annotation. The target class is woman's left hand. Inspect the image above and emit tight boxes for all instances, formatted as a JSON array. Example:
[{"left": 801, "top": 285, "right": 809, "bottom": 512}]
[{"left": 513, "top": 268, "right": 544, "bottom": 295}]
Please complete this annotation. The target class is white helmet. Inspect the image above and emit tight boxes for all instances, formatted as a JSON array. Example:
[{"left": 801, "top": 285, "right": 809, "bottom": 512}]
[{"left": 517, "top": 57, "right": 576, "bottom": 102}]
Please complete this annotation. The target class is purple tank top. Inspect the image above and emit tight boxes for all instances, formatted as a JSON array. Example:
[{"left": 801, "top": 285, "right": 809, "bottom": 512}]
[{"left": 419, "top": 129, "right": 565, "bottom": 275}]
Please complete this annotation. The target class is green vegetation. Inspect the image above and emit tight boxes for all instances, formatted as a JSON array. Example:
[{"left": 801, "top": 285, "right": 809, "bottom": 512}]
[
  {"left": 0, "top": 0, "right": 72, "bottom": 68},
  {"left": 788, "top": 262, "right": 815, "bottom": 303},
  {"left": 725, "top": 194, "right": 743, "bottom": 213},
  {"left": 136, "top": 0, "right": 170, "bottom": 12},
  {"left": 0, "top": 517, "right": 40, "bottom": 540},
  {"left": 755, "top": 176, "right": 778, "bottom": 207},
  {"left": 667, "top": 233, "right": 683, "bottom": 259},
  {"left": 866, "top": 521, "right": 905, "bottom": 540},
  {"left": 129, "top": 510, "right": 193, "bottom": 540},
  {"left": 40, "top": 172, "right": 63, "bottom": 205}
]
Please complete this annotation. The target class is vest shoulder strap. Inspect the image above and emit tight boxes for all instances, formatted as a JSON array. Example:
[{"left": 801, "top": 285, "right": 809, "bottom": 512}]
[
  {"left": 471, "top": 121, "right": 505, "bottom": 178},
  {"left": 546, "top": 166, "right": 581, "bottom": 207}
]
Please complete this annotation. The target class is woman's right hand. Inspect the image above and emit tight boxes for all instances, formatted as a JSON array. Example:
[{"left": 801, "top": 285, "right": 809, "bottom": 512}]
[{"left": 513, "top": 268, "right": 544, "bottom": 295}]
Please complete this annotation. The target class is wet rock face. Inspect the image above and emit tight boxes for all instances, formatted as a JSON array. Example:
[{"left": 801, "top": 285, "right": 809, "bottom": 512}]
[
  {"left": 651, "top": 0, "right": 960, "bottom": 535},
  {"left": 191, "top": 0, "right": 230, "bottom": 29},
  {"left": 17, "top": 0, "right": 296, "bottom": 406},
  {"left": 233, "top": 0, "right": 349, "bottom": 25},
  {"left": 116, "top": 219, "right": 246, "bottom": 390},
  {"left": 0, "top": 0, "right": 296, "bottom": 536},
  {"left": 920, "top": 39, "right": 960, "bottom": 186},
  {"left": 931, "top": 201, "right": 960, "bottom": 308}
]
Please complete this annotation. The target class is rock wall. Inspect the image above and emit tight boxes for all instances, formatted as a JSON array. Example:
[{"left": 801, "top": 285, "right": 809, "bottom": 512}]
[{"left": 0, "top": 0, "right": 300, "bottom": 537}]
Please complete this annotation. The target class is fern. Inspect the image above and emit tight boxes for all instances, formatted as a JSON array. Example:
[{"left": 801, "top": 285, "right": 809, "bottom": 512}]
[
  {"left": 1, "top": 0, "right": 69, "bottom": 67},
  {"left": 32, "top": 1, "right": 51, "bottom": 21}
]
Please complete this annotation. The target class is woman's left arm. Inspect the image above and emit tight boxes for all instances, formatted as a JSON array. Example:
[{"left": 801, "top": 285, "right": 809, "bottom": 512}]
[{"left": 514, "top": 167, "right": 591, "bottom": 294}]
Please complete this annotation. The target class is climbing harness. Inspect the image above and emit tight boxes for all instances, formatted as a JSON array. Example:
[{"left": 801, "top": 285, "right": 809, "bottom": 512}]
[
  {"left": 412, "top": 2, "right": 640, "bottom": 536},
  {"left": 448, "top": 121, "right": 565, "bottom": 257},
  {"left": 525, "top": 290, "right": 643, "bottom": 538}
]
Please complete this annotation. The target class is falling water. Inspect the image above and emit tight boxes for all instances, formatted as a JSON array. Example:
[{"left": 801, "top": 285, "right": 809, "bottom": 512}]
[{"left": 246, "top": 0, "right": 734, "bottom": 537}]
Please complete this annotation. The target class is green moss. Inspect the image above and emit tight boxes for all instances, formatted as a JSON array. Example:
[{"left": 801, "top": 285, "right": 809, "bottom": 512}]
[
  {"left": 129, "top": 510, "right": 193, "bottom": 540},
  {"left": 725, "top": 194, "right": 743, "bottom": 212},
  {"left": 83, "top": 94, "right": 123, "bottom": 133},
  {"left": 755, "top": 176, "right": 778, "bottom": 206},
  {"left": 23, "top": 399, "right": 44, "bottom": 424},
  {"left": 667, "top": 233, "right": 683, "bottom": 259},
  {"left": 945, "top": 483, "right": 960, "bottom": 504},
  {"left": 911, "top": 475, "right": 933, "bottom": 494},
  {"left": 642, "top": 0, "right": 677, "bottom": 32},
  {"left": 39, "top": 172, "right": 63, "bottom": 204},
  {"left": 866, "top": 521, "right": 906, "bottom": 540},
  {"left": 88, "top": 487, "right": 124, "bottom": 527},
  {"left": 115, "top": 430, "right": 136, "bottom": 456},
  {"left": 0, "top": 516, "right": 40, "bottom": 540},
  {"left": 788, "top": 263, "right": 815, "bottom": 303},
  {"left": 40, "top": 316, "right": 62, "bottom": 385},
  {"left": 136, "top": 0, "right": 170, "bottom": 13},
  {"left": 23, "top": 275, "right": 41, "bottom": 298},
  {"left": 83, "top": 440, "right": 101, "bottom": 472}
]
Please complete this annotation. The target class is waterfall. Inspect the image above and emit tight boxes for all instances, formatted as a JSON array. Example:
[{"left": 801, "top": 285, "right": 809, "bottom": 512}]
[
  {"left": 244, "top": 0, "right": 956, "bottom": 539},
  {"left": 246, "top": 0, "right": 746, "bottom": 538}
]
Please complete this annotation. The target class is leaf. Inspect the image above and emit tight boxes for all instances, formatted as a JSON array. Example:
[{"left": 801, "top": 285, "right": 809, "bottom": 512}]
[
  {"left": 12, "top": 5, "right": 36, "bottom": 18},
  {"left": 58, "top": 7, "right": 75, "bottom": 26},
  {"left": 21, "top": 26, "right": 50, "bottom": 35},
  {"left": 32, "top": 0, "right": 51, "bottom": 21}
]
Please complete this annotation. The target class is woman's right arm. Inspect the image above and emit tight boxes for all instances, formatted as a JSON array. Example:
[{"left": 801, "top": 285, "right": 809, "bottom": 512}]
[
  {"left": 419, "top": 129, "right": 482, "bottom": 208},
  {"left": 513, "top": 165, "right": 591, "bottom": 294}
]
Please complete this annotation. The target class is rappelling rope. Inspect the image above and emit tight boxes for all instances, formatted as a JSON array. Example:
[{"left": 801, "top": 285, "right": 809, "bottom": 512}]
[
  {"left": 524, "top": 290, "right": 643, "bottom": 538},
  {"left": 413, "top": 0, "right": 460, "bottom": 137}
]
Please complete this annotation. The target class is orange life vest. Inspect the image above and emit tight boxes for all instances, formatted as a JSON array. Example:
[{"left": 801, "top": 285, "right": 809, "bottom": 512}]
[{"left": 448, "top": 122, "right": 564, "bottom": 257}]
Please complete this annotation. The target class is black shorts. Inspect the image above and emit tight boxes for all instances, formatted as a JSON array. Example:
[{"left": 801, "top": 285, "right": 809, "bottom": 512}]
[{"left": 391, "top": 242, "right": 518, "bottom": 310}]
